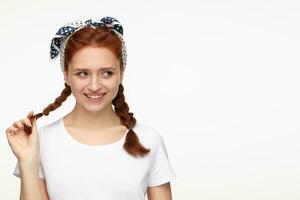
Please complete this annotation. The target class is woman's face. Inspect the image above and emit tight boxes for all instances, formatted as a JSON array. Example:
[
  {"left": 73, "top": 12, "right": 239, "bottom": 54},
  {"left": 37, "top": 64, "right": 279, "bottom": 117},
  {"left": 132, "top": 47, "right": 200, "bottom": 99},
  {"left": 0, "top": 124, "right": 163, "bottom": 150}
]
[{"left": 64, "top": 46, "right": 123, "bottom": 114}]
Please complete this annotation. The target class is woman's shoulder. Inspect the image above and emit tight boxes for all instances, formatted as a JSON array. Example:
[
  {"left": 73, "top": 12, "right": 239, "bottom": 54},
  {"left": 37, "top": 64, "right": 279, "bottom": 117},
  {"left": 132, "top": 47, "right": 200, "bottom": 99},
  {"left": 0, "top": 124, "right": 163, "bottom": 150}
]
[
  {"left": 132, "top": 122, "right": 165, "bottom": 147},
  {"left": 37, "top": 118, "right": 62, "bottom": 138},
  {"left": 133, "top": 122, "right": 160, "bottom": 136}
]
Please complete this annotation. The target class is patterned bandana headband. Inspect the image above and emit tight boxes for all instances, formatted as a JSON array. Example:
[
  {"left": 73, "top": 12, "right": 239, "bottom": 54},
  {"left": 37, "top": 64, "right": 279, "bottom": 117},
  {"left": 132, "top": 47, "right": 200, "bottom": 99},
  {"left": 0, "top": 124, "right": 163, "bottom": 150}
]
[{"left": 49, "top": 16, "right": 127, "bottom": 72}]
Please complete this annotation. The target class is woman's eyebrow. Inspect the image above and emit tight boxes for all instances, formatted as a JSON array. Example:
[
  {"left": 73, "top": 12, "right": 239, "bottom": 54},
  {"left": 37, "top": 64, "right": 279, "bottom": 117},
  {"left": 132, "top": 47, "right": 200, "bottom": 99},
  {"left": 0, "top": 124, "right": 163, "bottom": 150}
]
[{"left": 73, "top": 67, "right": 116, "bottom": 72}]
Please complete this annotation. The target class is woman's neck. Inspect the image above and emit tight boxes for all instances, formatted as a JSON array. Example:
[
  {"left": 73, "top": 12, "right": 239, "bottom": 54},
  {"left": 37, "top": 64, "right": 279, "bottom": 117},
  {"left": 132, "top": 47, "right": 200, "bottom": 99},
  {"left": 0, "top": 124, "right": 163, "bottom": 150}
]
[{"left": 64, "top": 103, "right": 121, "bottom": 131}]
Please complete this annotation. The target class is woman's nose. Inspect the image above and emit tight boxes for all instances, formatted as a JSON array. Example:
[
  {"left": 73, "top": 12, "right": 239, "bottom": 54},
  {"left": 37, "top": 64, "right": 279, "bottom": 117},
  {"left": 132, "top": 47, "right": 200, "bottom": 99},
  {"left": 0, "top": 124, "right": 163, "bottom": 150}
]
[{"left": 88, "top": 75, "right": 102, "bottom": 91}]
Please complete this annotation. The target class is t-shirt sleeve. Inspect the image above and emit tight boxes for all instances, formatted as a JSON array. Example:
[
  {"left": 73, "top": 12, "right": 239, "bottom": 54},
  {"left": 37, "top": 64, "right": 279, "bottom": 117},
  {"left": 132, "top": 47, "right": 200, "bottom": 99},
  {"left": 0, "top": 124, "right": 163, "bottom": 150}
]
[
  {"left": 13, "top": 160, "right": 45, "bottom": 179},
  {"left": 147, "top": 130, "right": 177, "bottom": 187}
]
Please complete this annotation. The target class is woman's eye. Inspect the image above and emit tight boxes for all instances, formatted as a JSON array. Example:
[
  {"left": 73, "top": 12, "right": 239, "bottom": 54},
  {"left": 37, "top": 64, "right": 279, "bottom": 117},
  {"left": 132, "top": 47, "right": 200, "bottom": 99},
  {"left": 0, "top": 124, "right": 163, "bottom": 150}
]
[
  {"left": 77, "top": 72, "right": 88, "bottom": 77},
  {"left": 103, "top": 71, "right": 113, "bottom": 77},
  {"left": 76, "top": 71, "right": 113, "bottom": 78}
]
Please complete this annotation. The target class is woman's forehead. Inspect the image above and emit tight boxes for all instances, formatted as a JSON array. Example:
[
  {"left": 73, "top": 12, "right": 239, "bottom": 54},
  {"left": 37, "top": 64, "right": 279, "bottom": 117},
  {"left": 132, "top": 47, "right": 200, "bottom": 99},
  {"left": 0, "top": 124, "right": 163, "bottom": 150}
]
[
  {"left": 72, "top": 66, "right": 117, "bottom": 72},
  {"left": 69, "top": 47, "right": 120, "bottom": 70}
]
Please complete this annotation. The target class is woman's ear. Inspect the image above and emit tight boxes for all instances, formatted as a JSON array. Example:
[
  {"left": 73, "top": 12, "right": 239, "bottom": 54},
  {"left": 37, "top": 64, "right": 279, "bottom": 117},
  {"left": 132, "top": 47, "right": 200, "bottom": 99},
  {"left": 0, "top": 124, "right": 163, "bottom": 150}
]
[
  {"left": 63, "top": 70, "right": 69, "bottom": 86},
  {"left": 120, "top": 69, "right": 124, "bottom": 84}
]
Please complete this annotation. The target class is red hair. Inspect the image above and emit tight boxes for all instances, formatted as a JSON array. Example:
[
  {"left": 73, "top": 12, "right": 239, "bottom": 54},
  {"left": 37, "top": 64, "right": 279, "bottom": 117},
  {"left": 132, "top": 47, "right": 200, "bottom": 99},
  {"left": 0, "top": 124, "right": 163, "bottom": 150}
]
[{"left": 34, "top": 27, "right": 150, "bottom": 158}]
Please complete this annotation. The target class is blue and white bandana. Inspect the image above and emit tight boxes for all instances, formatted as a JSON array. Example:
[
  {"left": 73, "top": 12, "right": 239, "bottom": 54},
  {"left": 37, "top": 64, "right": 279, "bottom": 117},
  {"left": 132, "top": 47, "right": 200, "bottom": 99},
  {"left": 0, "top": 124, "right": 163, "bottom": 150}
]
[{"left": 50, "top": 16, "right": 127, "bottom": 71}]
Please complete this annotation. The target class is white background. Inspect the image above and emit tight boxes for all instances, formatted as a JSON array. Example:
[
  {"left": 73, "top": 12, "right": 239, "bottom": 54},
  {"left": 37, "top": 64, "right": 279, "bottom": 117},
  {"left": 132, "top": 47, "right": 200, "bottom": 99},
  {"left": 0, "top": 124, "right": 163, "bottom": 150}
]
[{"left": 1, "top": 0, "right": 300, "bottom": 199}]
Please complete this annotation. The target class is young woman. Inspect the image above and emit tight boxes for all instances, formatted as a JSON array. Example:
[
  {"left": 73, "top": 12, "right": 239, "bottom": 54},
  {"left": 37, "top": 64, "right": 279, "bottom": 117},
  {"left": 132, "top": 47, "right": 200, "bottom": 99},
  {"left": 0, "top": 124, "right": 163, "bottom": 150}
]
[{"left": 5, "top": 16, "right": 177, "bottom": 200}]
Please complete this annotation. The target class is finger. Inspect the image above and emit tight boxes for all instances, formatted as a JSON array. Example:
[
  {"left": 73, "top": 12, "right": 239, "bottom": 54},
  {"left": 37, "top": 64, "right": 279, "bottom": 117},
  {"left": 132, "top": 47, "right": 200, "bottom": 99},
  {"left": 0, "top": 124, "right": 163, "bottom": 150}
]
[
  {"left": 5, "top": 128, "right": 17, "bottom": 147},
  {"left": 7, "top": 126, "right": 20, "bottom": 134},
  {"left": 26, "top": 111, "right": 33, "bottom": 118},
  {"left": 31, "top": 117, "right": 38, "bottom": 135},
  {"left": 11, "top": 124, "right": 21, "bottom": 132},
  {"left": 22, "top": 118, "right": 32, "bottom": 128},
  {"left": 6, "top": 126, "right": 19, "bottom": 133},
  {"left": 5, "top": 127, "right": 17, "bottom": 137},
  {"left": 14, "top": 121, "right": 25, "bottom": 129},
  {"left": 28, "top": 112, "right": 35, "bottom": 125},
  {"left": 6, "top": 130, "right": 13, "bottom": 143}
]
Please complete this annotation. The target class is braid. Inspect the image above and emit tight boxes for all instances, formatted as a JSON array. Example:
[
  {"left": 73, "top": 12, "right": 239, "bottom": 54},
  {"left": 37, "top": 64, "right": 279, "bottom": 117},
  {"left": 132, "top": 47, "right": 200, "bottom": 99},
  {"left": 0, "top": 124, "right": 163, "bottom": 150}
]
[
  {"left": 33, "top": 83, "right": 72, "bottom": 120},
  {"left": 112, "top": 84, "right": 151, "bottom": 158}
]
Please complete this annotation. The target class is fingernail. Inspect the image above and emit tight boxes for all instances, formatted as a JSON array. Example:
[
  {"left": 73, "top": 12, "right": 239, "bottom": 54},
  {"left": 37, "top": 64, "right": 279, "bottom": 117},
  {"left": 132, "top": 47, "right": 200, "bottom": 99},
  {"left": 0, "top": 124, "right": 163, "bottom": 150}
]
[{"left": 26, "top": 119, "right": 32, "bottom": 127}]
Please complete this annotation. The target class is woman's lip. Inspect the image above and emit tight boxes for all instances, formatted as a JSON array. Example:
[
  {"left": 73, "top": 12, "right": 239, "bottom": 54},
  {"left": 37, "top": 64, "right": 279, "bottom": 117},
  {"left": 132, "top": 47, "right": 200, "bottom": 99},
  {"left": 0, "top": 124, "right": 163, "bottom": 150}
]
[{"left": 84, "top": 93, "right": 106, "bottom": 102}]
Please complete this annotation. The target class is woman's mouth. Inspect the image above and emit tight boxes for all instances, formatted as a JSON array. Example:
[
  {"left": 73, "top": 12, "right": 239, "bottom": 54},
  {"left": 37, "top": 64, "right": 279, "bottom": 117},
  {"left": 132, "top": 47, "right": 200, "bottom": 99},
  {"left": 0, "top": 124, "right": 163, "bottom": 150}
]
[{"left": 84, "top": 93, "right": 106, "bottom": 102}]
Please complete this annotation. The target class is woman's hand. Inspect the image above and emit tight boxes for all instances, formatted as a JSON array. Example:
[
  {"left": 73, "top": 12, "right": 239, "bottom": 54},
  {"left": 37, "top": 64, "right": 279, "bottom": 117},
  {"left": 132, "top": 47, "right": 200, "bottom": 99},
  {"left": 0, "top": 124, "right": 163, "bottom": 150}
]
[{"left": 5, "top": 111, "right": 40, "bottom": 163}]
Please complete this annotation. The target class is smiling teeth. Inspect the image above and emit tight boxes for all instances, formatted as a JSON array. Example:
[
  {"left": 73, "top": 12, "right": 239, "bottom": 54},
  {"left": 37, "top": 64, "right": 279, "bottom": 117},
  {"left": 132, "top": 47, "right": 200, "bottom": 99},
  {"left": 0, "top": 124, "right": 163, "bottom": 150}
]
[{"left": 86, "top": 94, "right": 104, "bottom": 99}]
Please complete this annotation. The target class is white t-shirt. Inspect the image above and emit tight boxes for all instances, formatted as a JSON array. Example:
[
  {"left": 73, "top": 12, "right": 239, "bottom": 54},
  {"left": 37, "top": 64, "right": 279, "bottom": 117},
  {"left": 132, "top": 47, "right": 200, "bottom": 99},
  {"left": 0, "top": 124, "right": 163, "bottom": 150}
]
[{"left": 13, "top": 117, "right": 177, "bottom": 200}]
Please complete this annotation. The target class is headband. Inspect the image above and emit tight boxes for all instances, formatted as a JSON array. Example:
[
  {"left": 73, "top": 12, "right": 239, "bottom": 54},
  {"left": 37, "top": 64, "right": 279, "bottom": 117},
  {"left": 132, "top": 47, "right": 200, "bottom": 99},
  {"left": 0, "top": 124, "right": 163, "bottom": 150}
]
[{"left": 49, "top": 16, "right": 127, "bottom": 72}]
